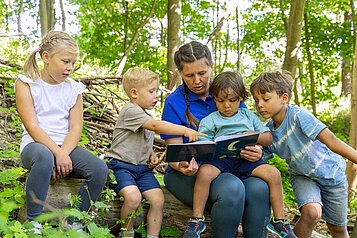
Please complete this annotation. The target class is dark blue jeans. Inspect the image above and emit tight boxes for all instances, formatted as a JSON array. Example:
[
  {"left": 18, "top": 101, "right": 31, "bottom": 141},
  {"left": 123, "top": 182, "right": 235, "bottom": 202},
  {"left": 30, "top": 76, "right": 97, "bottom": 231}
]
[
  {"left": 21, "top": 142, "right": 108, "bottom": 220},
  {"left": 164, "top": 170, "right": 271, "bottom": 238}
]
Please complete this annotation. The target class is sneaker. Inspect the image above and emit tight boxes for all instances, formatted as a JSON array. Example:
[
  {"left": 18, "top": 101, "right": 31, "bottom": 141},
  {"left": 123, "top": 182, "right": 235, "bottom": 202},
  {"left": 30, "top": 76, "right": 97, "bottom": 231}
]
[
  {"left": 118, "top": 229, "right": 135, "bottom": 238},
  {"left": 28, "top": 221, "right": 42, "bottom": 235},
  {"left": 267, "top": 218, "right": 297, "bottom": 238},
  {"left": 62, "top": 216, "right": 84, "bottom": 231},
  {"left": 183, "top": 217, "right": 206, "bottom": 238}
]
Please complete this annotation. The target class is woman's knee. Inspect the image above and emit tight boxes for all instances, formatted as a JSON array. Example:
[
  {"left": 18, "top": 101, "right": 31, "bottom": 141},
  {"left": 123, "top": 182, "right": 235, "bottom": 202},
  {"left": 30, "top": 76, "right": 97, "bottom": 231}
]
[
  {"left": 210, "top": 173, "right": 245, "bottom": 206},
  {"left": 243, "top": 176, "right": 269, "bottom": 202}
]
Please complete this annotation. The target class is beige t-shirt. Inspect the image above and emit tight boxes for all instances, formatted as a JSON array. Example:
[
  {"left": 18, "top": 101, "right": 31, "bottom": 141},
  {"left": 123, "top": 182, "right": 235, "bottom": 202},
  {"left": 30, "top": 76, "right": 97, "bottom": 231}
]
[{"left": 106, "top": 102, "right": 154, "bottom": 165}]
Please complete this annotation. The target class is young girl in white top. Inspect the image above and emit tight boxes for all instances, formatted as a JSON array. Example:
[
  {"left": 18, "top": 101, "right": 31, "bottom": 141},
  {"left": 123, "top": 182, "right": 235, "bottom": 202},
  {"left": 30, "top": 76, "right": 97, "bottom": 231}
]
[{"left": 15, "top": 31, "right": 108, "bottom": 230}]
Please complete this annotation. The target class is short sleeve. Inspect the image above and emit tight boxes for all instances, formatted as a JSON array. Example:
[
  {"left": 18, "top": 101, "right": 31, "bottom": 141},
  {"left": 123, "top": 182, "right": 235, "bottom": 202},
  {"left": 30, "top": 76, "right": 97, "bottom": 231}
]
[
  {"left": 16, "top": 74, "right": 41, "bottom": 104},
  {"left": 295, "top": 108, "right": 326, "bottom": 140},
  {"left": 67, "top": 79, "right": 86, "bottom": 109},
  {"left": 121, "top": 104, "right": 152, "bottom": 132}
]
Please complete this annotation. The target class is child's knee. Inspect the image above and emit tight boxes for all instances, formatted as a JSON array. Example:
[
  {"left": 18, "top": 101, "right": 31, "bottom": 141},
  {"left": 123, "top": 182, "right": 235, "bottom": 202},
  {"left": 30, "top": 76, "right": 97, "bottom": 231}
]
[
  {"left": 327, "top": 223, "right": 348, "bottom": 236},
  {"left": 124, "top": 191, "right": 142, "bottom": 209},
  {"left": 300, "top": 203, "right": 322, "bottom": 224}
]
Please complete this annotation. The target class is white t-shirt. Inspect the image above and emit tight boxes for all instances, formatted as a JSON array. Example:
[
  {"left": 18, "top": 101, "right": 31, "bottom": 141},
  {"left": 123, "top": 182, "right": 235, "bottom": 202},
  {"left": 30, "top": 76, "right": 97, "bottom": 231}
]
[{"left": 16, "top": 74, "right": 86, "bottom": 152}]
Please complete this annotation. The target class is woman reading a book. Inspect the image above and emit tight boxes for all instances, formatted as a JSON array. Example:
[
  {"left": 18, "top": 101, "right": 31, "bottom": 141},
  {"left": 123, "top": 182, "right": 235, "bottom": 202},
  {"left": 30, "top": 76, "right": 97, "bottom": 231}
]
[{"left": 161, "top": 41, "right": 271, "bottom": 238}]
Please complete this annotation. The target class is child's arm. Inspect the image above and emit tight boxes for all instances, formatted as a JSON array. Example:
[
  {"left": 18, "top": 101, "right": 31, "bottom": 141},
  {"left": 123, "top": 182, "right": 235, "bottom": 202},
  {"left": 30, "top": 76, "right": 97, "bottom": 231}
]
[
  {"left": 245, "top": 130, "right": 272, "bottom": 147},
  {"left": 317, "top": 128, "right": 357, "bottom": 164},
  {"left": 257, "top": 131, "right": 273, "bottom": 146},
  {"left": 61, "top": 95, "right": 83, "bottom": 155},
  {"left": 15, "top": 80, "right": 73, "bottom": 178},
  {"left": 143, "top": 118, "right": 206, "bottom": 142}
]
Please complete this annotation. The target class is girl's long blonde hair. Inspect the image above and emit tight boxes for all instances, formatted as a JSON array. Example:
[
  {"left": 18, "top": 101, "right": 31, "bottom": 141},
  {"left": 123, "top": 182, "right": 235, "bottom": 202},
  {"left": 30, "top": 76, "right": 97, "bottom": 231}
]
[{"left": 23, "top": 31, "right": 78, "bottom": 80}]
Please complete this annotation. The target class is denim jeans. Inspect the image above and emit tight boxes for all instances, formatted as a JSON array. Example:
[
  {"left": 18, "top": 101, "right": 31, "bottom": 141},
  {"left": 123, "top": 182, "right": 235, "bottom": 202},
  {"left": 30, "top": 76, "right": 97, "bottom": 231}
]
[{"left": 21, "top": 142, "right": 108, "bottom": 220}]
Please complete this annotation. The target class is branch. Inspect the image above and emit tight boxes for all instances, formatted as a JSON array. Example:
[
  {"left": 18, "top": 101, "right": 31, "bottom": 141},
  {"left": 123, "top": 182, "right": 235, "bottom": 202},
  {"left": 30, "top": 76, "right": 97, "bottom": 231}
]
[
  {"left": 115, "top": 0, "right": 158, "bottom": 76},
  {"left": 206, "top": 3, "right": 239, "bottom": 45}
]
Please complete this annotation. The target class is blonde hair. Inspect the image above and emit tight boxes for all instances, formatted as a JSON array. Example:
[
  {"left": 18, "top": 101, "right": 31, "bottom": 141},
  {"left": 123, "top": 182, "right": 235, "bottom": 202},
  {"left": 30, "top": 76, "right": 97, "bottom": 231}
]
[
  {"left": 122, "top": 67, "right": 159, "bottom": 96},
  {"left": 23, "top": 31, "right": 78, "bottom": 80}
]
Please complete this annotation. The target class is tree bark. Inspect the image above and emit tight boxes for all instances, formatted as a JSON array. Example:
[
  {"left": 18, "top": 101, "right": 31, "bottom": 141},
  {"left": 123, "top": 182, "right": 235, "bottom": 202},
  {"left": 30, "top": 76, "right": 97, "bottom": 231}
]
[
  {"left": 282, "top": 0, "right": 306, "bottom": 96},
  {"left": 303, "top": 12, "right": 316, "bottom": 115},
  {"left": 39, "top": 0, "right": 55, "bottom": 36},
  {"left": 167, "top": 0, "right": 181, "bottom": 90},
  {"left": 347, "top": 35, "right": 357, "bottom": 205}
]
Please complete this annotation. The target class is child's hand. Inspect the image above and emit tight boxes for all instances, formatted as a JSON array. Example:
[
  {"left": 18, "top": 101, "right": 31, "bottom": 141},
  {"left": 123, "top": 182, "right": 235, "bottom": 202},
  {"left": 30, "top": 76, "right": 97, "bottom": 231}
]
[
  {"left": 149, "top": 152, "right": 159, "bottom": 168},
  {"left": 54, "top": 152, "right": 73, "bottom": 179},
  {"left": 184, "top": 128, "right": 207, "bottom": 142}
]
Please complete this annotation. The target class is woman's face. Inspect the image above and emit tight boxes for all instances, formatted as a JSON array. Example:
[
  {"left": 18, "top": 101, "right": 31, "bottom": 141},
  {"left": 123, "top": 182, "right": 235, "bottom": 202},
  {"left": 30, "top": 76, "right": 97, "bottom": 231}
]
[{"left": 180, "top": 58, "right": 212, "bottom": 98}]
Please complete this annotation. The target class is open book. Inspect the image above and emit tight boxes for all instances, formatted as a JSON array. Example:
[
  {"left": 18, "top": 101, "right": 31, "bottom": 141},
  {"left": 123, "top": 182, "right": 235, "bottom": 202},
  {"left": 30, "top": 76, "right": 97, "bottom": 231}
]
[{"left": 165, "top": 133, "right": 259, "bottom": 162}]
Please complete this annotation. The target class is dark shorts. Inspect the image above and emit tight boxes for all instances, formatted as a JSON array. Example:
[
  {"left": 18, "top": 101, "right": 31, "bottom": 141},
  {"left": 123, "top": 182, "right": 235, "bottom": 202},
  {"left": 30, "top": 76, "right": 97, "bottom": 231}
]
[
  {"left": 107, "top": 159, "right": 160, "bottom": 193},
  {"left": 203, "top": 157, "right": 266, "bottom": 180}
]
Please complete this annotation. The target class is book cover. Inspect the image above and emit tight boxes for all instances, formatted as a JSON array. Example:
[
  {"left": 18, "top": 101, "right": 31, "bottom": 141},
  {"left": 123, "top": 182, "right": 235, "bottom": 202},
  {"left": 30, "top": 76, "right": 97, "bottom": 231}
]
[{"left": 165, "top": 133, "right": 259, "bottom": 162}]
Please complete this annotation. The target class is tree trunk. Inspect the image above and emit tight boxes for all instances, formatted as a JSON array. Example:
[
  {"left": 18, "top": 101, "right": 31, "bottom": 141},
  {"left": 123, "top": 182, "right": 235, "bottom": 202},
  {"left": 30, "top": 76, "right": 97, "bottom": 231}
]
[
  {"left": 283, "top": 0, "right": 306, "bottom": 105},
  {"left": 303, "top": 11, "right": 316, "bottom": 115},
  {"left": 17, "top": 0, "right": 24, "bottom": 34},
  {"left": 167, "top": 0, "right": 181, "bottom": 90},
  {"left": 347, "top": 35, "right": 357, "bottom": 205},
  {"left": 39, "top": 0, "right": 55, "bottom": 36}
]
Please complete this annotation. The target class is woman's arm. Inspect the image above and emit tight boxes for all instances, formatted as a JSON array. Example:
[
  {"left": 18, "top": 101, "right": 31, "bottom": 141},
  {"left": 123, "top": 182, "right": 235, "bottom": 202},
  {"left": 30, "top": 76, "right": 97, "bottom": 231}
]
[{"left": 165, "top": 137, "right": 199, "bottom": 176}]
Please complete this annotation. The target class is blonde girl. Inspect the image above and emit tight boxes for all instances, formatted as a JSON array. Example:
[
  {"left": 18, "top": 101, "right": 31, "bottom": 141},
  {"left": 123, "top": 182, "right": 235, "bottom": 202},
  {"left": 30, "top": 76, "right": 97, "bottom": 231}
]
[{"left": 15, "top": 31, "right": 108, "bottom": 230}]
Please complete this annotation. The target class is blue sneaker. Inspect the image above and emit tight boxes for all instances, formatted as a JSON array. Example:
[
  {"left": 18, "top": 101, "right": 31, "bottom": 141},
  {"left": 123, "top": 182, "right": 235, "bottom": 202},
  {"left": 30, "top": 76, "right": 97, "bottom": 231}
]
[
  {"left": 183, "top": 217, "right": 206, "bottom": 238},
  {"left": 267, "top": 218, "right": 297, "bottom": 238}
]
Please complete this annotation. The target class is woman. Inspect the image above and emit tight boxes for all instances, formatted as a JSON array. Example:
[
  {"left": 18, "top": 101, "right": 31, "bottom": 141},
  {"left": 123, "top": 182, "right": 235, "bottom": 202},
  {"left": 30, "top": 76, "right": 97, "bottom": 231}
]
[{"left": 161, "top": 41, "right": 271, "bottom": 238}]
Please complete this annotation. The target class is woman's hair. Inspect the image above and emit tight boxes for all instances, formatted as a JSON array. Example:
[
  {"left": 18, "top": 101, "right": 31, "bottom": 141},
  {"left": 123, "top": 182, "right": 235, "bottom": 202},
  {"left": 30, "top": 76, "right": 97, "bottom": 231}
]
[
  {"left": 250, "top": 70, "right": 293, "bottom": 100},
  {"left": 210, "top": 71, "right": 249, "bottom": 101},
  {"left": 122, "top": 67, "right": 159, "bottom": 96},
  {"left": 174, "top": 41, "right": 213, "bottom": 129},
  {"left": 23, "top": 31, "right": 78, "bottom": 80}
]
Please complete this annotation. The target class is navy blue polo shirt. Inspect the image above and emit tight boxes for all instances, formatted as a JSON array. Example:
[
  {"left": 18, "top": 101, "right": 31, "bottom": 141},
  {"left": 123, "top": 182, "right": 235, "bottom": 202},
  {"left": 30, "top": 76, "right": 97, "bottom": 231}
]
[{"left": 161, "top": 84, "right": 246, "bottom": 143}]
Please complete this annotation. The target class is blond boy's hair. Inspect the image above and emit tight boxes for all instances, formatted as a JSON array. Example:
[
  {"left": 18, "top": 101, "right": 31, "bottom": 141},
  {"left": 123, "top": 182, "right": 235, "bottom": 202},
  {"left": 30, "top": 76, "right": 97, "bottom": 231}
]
[
  {"left": 250, "top": 70, "right": 293, "bottom": 100},
  {"left": 122, "top": 67, "right": 159, "bottom": 96}
]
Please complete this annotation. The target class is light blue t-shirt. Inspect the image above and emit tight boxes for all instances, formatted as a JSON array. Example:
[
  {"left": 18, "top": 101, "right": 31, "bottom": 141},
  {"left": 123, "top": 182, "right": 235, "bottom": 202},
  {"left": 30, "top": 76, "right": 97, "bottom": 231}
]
[
  {"left": 264, "top": 104, "right": 346, "bottom": 186},
  {"left": 198, "top": 108, "right": 270, "bottom": 141}
]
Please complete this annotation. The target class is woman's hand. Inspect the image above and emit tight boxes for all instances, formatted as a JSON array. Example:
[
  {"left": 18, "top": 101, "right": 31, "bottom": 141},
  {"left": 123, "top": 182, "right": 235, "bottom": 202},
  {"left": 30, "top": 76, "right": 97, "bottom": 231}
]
[
  {"left": 240, "top": 144, "right": 263, "bottom": 162},
  {"left": 177, "top": 158, "right": 199, "bottom": 176}
]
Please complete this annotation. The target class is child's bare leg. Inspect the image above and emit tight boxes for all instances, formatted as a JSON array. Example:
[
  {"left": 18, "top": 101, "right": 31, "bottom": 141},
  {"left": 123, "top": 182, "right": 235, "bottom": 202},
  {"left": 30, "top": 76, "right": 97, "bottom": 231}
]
[
  {"left": 251, "top": 164, "right": 284, "bottom": 219},
  {"left": 142, "top": 188, "right": 165, "bottom": 236},
  {"left": 193, "top": 164, "right": 221, "bottom": 218},
  {"left": 327, "top": 223, "right": 349, "bottom": 238},
  {"left": 294, "top": 203, "right": 322, "bottom": 238},
  {"left": 118, "top": 185, "right": 142, "bottom": 230}
]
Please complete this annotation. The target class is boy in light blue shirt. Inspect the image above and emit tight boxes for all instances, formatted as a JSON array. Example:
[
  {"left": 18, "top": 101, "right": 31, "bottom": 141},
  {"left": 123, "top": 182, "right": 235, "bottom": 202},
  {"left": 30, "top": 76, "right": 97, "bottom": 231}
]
[{"left": 250, "top": 71, "right": 357, "bottom": 238}]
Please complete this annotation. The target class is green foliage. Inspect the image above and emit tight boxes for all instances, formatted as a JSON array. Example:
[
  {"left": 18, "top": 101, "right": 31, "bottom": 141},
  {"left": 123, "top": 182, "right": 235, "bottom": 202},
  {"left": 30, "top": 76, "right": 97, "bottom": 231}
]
[{"left": 319, "top": 107, "right": 350, "bottom": 143}]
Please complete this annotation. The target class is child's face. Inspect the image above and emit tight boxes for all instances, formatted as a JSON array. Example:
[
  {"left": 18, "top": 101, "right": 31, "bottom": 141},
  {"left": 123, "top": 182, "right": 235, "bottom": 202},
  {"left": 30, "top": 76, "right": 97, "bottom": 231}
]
[
  {"left": 133, "top": 79, "right": 159, "bottom": 110},
  {"left": 251, "top": 89, "right": 288, "bottom": 120},
  {"left": 214, "top": 88, "right": 241, "bottom": 117},
  {"left": 42, "top": 47, "right": 78, "bottom": 84}
]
